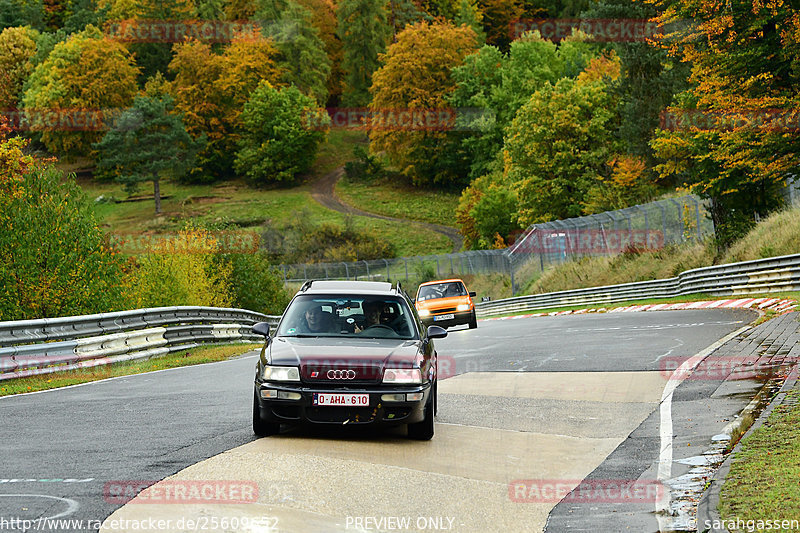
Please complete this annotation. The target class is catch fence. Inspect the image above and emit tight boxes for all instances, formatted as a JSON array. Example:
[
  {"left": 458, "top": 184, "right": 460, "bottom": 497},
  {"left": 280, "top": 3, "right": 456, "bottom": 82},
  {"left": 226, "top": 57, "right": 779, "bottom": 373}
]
[{"left": 277, "top": 195, "right": 713, "bottom": 295}]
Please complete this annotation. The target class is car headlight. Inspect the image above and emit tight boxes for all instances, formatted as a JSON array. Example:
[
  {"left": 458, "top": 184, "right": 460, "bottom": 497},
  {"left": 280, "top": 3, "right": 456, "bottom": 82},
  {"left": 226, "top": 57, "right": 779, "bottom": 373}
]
[
  {"left": 456, "top": 304, "right": 470, "bottom": 311},
  {"left": 262, "top": 365, "right": 300, "bottom": 382},
  {"left": 383, "top": 368, "right": 422, "bottom": 384},
  {"left": 418, "top": 309, "right": 431, "bottom": 317}
]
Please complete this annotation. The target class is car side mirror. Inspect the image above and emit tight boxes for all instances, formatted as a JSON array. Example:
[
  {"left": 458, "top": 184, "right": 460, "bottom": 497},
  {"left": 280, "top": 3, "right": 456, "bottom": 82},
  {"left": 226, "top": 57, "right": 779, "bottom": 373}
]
[
  {"left": 469, "top": 291, "right": 476, "bottom": 297},
  {"left": 252, "top": 322, "right": 271, "bottom": 337},
  {"left": 426, "top": 325, "right": 448, "bottom": 339}
]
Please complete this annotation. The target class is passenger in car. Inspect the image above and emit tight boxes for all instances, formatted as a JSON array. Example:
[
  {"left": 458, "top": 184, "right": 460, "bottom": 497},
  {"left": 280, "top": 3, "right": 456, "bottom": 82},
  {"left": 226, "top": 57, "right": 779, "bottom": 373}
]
[{"left": 300, "top": 304, "right": 337, "bottom": 333}]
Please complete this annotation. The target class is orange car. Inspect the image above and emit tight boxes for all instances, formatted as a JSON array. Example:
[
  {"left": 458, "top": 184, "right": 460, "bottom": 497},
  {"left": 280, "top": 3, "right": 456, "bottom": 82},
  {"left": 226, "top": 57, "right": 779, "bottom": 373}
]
[{"left": 414, "top": 279, "right": 477, "bottom": 329}]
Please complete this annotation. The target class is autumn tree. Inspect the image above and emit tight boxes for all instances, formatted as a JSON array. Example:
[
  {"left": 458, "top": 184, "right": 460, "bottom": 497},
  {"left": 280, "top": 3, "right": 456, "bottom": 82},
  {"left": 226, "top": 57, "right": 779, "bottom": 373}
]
[
  {"left": 648, "top": 0, "right": 799, "bottom": 247},
  {"left": 369, "top": 21, "right": 479, "bottom": 187},
  {"left": 21, "top": 25, "right": 139, "bottom": 157},
  {"left": 337, "top": 0, "right": 391, "bottom": 107},
  {"left": 95, "top": 95, "right": 202, "bottom": 214},
  {"left": 234, "top": 82, "right": 328, "bottom": 184},
  {"left": 168, "top": 36, "right": 282, "bottom": 180},
  {"left": 0, "top": 26, "right": 39, "bottom": 109}
]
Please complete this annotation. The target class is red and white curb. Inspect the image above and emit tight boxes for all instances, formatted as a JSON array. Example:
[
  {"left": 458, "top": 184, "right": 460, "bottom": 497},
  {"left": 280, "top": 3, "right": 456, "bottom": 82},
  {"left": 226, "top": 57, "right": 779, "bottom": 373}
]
[{"left": 481, "top": 297, "right": 797, "bottom": 321}]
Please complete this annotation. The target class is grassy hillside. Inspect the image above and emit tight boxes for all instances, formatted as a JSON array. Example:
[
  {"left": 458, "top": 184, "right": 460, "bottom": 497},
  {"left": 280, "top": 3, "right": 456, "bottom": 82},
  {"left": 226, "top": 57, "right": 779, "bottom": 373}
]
[
  {"left": 524, "top": 208, "right": 800, "bottom": 294},
  {"left": 336, "top": 176, "right": 460, "bottom": 226},
  {"left": 77, "top": 130, "right": 455, "bottom": 260}
]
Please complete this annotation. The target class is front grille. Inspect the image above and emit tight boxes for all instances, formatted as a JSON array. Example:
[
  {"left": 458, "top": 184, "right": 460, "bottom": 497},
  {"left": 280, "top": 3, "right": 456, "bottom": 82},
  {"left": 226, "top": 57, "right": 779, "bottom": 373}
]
[
  {"left": 305, "top": 407, "right": 376, "bottom": 424},
  {"left": 432, "top": 307, "right": 457, "bottom": 314}
]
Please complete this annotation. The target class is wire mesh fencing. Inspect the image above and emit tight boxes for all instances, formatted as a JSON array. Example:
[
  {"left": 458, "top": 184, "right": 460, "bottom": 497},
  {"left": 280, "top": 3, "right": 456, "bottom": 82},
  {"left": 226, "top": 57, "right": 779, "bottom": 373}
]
[{"left": 276, "top": 194, "right": 714, "bottom": 295}]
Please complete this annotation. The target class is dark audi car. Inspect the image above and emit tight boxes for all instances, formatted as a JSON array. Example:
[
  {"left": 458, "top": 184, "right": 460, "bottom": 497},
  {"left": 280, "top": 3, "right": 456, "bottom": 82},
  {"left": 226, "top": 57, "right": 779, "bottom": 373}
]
[{"left": 251, "top": 280, "right": 447, "bottom": 440}]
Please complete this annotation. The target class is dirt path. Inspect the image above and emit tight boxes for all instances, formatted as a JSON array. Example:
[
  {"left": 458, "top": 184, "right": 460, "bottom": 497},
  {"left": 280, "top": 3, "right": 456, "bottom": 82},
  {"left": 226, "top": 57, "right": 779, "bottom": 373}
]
[{"left": 310, "top": 167, "right": 464, "bottom": 253}]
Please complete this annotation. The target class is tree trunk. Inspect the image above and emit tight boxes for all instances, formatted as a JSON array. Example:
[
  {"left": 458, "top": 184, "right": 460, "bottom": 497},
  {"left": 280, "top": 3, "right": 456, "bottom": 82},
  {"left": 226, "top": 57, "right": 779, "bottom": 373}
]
[{"left": 154, "top": 176, "right": 161, "bottom": 215}]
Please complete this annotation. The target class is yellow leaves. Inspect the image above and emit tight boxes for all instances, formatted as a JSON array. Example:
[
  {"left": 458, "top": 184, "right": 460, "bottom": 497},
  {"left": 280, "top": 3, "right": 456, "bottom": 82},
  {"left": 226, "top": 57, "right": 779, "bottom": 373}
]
[
  {"left": 576, "top": 50, "right": 621, "bottom": 85},
  {"left": 606, "top": 156, "right": 647, "bottom": 188}
]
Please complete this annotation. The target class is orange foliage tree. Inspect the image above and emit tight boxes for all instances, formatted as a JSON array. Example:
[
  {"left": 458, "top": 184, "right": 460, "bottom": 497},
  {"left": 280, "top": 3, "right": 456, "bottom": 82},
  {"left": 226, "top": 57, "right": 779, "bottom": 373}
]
[{"left": 369, "top": 21, "right": 479, "bottom": 187}]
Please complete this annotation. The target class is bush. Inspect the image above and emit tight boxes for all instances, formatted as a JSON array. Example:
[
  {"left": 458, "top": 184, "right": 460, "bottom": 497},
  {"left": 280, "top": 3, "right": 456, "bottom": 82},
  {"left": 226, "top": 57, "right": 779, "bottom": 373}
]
[
  {"left": 0, "top": 126, "right": 127, "bottom": 320},
  {"left": 261, "top": 214, "right": 396, "bottom": 264},
  {"left": 234, "top": 82, "right": 328, "bottom": 184},
  {"left": 123, "top": 228, "right": 233, "bottom": 309},
  {"left": 224, "top": 251, "right": 290, "bottom": 315}
]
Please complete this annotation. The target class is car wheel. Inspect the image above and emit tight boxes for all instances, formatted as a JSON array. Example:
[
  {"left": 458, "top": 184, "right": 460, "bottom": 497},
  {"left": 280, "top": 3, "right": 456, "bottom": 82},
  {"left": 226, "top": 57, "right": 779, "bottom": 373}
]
[
  {"left": 468, "top": 311, "right": 478, "bottom": 329},
  {"left": 433, "top": 381, "right": 438, "bottom": 417},
  {"left": 253, "top": 392, "right": 280, "bottom": 437},
  {"left": 408, "top": 392, "right": 434, "bottom": 440}
]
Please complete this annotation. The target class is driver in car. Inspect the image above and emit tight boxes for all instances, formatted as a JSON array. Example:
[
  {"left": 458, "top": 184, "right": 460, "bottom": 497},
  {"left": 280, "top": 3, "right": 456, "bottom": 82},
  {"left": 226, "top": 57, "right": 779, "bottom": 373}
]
[{"left": 355, "top": 301, "right": 386, "bottom": 334}]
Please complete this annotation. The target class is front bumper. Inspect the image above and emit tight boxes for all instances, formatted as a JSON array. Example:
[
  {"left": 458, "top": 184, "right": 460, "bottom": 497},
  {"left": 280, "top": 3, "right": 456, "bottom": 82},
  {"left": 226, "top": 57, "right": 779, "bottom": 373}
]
[
  {"left": 254, "top": 381, "right": 431, "bottom": 426},
  {"left": 420, "top": 310, "right": 473, "bottom": 328}
]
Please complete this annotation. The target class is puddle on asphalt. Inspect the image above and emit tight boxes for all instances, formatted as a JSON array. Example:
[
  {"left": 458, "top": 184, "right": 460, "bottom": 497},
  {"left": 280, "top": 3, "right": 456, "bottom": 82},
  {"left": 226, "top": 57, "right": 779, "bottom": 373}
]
[{"left": 658, "top": 375, "right": 785, "bottom": 532}]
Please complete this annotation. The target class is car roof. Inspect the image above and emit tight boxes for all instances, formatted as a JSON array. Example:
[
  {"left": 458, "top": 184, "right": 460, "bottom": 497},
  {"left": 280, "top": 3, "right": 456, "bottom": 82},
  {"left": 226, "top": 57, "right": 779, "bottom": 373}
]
[
  {"left": 301, "top": 280, "right": 397, "bottom": 296},
  {"left": 418, "top": 278, "right": 465, "bottom": 288}
]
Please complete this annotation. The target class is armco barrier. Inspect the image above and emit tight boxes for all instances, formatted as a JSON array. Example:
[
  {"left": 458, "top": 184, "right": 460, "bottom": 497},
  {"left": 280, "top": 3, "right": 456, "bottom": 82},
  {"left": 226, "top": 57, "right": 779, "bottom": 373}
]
[
  {"left": 475, "top": 253, "right": 800, "bottom": 317},
  {"left": 0, "top": 307, "right": 280, "bottom": 381}
]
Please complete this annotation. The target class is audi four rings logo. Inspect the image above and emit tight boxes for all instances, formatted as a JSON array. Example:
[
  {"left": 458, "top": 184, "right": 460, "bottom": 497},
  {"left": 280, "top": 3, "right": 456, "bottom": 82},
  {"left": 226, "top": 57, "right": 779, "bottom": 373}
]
[{"left": 327, "top": 369, "right": 357, "bottom": 379}]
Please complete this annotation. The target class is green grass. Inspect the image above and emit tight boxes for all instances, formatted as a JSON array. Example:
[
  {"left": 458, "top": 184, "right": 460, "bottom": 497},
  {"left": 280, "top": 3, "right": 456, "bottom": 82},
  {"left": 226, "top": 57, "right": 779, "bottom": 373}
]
[
  {"left": 336, "top": 176, "right": 461, "bottom": 227},
  {"left": 312, "top": 129, "right": 368, "bottom": 176},
  {"left": 719, "top": 389, "right": 800, "bottom": 531},
  {"left": 80, "top": 179, "right": 452, "bottom": 259},
  {"left": 0, "top": 343, "right": 261, "bottom": 397}
]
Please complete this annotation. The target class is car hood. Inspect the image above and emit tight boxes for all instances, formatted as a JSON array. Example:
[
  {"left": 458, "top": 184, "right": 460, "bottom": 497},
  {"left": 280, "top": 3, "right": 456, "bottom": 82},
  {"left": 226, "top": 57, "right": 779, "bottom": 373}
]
[
  {"left": 268, "top": 336, "right": 423, "bottom": 382},
  {"left": 415, "top": 295, "right": 471, "bottom": 310}
]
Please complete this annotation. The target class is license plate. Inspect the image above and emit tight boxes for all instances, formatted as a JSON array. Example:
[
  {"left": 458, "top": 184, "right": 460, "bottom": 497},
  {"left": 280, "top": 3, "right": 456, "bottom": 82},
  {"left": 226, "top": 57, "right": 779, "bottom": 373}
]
[
  {"left": 434, "top": 314, "right": 455, "bottom": 321},
  {"left": 313, "top": 393, "right": 369, "bottom": 407}
]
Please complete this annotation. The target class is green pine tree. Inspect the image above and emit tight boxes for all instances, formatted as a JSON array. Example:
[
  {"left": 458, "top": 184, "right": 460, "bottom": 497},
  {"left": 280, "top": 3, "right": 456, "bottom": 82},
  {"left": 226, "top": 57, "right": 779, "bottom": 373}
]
[
  {"left": 259, "top": 0, "right": 331, "bottom": 104},
  {"left": 95, "top": 95, "right": 203, "bottom": 214},
  {"left": 336, "top": 0, "right": 391, "bottom": 107}
]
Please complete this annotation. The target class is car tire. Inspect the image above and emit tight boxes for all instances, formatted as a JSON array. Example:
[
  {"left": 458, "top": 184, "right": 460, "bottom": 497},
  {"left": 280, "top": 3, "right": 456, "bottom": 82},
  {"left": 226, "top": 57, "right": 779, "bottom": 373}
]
[
  {"left": 433, "top": 381, "right": 438, "bottom": 417},
  {"left": 408, "top": 391, "right": 434, "bottom": 440},
  {"left": 253, "top": 392, "right": 280, "bottom": 437},
  {"left": 468, "top": 311, "right": 478, "bottom": 329}
]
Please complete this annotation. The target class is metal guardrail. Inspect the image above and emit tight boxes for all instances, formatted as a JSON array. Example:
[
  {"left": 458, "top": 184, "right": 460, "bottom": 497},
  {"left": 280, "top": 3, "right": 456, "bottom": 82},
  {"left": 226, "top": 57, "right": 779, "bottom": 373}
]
[
  {"left": 474, "top": 253, "right": 800, "bottom": 317},
  {"left": 0, "top": 306, "right": 280, "bottom": 381}
]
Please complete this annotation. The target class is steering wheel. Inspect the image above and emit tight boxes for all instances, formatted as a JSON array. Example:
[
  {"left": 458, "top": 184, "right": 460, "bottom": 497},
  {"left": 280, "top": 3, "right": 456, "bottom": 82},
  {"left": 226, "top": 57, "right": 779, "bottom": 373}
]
[{"left": 362, "top": 324, "right": 395, "bottom": 332}]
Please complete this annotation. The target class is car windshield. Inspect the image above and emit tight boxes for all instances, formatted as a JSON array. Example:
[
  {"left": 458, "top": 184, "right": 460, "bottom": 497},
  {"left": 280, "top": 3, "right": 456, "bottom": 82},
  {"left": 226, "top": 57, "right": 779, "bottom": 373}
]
[
  {"left": 416, "top": 282, "right": 467, "bottom": 301},
  {"left": 276, "top": 294, "right": 418, "bottom": 339}
]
